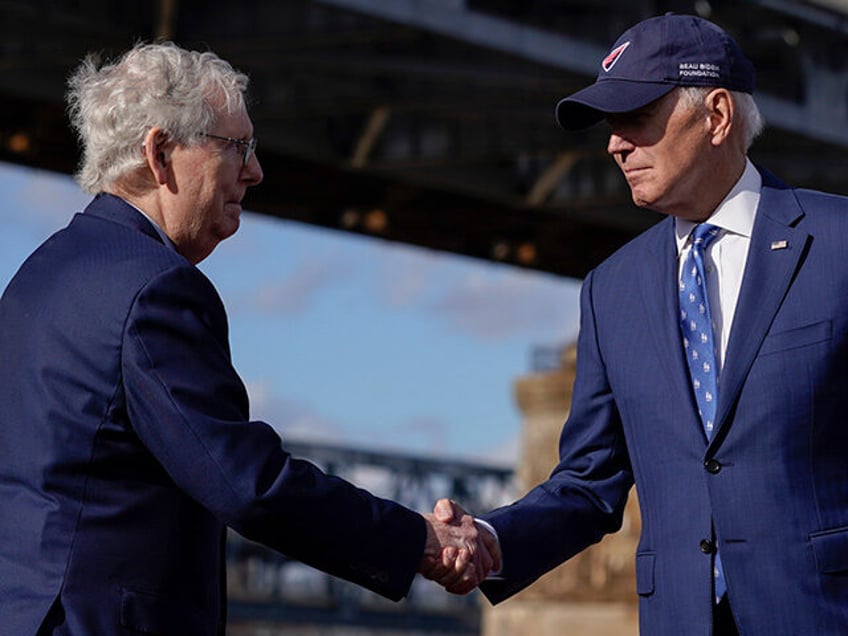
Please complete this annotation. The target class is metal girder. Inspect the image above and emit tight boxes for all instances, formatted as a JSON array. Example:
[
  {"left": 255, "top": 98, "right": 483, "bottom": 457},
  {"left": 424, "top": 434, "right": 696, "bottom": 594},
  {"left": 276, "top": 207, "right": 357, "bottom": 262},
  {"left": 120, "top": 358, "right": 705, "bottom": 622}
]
[
  {"left": 2, "top": 0, "right": 848, "bottom": 281},
  {"left": 315, "top": 0, "right": 848, "bottom": 146},
  {"left": 313, "top": 0, "right": 603, "bottom": 75}
]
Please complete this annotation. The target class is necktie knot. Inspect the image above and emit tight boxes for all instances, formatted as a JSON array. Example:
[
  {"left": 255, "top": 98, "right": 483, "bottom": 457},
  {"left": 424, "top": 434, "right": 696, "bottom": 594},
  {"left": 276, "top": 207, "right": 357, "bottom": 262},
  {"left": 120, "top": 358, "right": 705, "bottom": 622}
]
[{"left": 691, "top": 223, "right": 720, "bottom": 251}]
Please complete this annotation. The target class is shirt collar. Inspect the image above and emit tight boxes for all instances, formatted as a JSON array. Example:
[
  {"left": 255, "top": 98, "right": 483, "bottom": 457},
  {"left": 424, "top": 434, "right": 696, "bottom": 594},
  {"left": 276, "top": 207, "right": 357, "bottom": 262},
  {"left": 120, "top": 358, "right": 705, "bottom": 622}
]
[{"left": 675, "top": 158, "right": 761, "bottom": 254}]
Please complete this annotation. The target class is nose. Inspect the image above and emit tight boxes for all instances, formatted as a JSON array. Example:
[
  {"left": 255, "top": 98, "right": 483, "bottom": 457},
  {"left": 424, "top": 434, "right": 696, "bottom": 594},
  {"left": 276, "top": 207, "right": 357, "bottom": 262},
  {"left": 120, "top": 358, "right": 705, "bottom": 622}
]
[
  {"left": 607, "top": 131, "right": 634, "bottom": 158},
  {"left": 241, "top": 152, "right": 263, "bottom": 186}
]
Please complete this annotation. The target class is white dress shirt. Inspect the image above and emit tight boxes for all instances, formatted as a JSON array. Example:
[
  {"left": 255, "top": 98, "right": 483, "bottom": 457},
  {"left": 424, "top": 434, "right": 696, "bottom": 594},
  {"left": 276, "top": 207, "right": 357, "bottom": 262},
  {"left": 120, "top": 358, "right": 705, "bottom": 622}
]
[{"left": 675, "top": 159, "right": 761, "bottom": 373}]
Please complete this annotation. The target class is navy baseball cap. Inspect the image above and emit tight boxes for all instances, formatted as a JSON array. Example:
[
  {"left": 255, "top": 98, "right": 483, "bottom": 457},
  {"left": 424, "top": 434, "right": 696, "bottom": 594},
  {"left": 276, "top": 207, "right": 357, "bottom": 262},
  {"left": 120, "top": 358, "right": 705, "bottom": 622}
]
[{"left": 555, "top": 14, "right": 756, "bottom": 130}]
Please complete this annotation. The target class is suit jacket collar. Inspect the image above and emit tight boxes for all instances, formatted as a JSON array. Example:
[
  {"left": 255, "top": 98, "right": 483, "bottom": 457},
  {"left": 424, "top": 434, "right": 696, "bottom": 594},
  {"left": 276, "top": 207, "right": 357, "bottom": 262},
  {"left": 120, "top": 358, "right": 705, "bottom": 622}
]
[{"left": 83, "top": 192, "right": 170, "bottom": 248}]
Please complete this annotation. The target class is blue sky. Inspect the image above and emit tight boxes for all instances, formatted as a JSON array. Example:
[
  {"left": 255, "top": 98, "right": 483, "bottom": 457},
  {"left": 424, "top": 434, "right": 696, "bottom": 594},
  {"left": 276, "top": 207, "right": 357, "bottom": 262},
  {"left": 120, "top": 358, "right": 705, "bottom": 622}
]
[{"left": 0, "top": 161, "right": 582, "bottom": 465}]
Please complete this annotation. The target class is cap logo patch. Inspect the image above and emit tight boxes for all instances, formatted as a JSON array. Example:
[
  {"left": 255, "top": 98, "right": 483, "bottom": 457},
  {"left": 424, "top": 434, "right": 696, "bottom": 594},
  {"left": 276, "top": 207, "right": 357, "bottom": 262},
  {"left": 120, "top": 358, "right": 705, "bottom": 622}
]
[{"left": 602, "top": 42, "right": 630, "bottom": 72}]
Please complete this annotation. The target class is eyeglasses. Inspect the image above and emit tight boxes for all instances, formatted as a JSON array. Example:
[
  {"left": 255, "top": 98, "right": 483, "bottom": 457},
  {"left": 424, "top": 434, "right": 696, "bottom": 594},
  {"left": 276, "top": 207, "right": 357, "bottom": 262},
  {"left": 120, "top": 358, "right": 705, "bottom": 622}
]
[{"left": 202, "top": 133, "right": 257, "bottom": 168}]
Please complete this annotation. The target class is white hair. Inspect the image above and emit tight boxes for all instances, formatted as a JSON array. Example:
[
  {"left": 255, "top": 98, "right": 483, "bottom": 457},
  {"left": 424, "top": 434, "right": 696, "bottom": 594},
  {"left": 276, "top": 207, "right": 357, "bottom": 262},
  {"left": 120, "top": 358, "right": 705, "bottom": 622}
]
[
  {"left": 678, "top": 86, "right": 765, "bottom": 150},
  {"left": 67, "top": 42, "right": 250, "bottom": 194}
]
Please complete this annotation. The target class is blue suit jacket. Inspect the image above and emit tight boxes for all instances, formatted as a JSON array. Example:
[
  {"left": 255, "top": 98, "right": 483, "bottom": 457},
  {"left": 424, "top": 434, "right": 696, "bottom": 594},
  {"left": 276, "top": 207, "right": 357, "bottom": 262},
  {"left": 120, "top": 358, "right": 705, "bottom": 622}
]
[
  {"left": 481, "top": 170, "right": 848, "bottom": 634},
  {"left": 0, "top": 194, "right": 425, "bottom": 635}
]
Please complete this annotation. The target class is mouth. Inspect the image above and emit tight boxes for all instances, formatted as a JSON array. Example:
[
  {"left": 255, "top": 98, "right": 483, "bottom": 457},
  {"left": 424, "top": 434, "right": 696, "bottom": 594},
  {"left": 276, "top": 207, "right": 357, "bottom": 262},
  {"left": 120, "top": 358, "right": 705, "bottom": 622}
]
[{"left": 621, "top": 167, "right": 650, "bottom": 184}]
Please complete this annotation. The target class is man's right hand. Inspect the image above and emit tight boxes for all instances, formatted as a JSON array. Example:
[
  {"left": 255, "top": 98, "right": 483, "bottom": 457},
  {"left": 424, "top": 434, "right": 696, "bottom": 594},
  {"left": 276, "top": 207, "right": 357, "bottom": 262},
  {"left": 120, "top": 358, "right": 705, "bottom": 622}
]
[{"left": 417, "top": 498, "right": 501, "bottom": 594}]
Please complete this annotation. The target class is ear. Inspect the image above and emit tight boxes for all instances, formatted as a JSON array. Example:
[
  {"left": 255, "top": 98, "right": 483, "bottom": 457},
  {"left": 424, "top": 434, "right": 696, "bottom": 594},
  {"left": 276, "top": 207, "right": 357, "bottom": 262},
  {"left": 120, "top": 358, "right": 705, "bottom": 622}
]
[
  {"left": 705, "top": 88, "right": 734, "bottom": 147},
  {"left": 141, "top": 127, "right": 173, "bottom": 185}
]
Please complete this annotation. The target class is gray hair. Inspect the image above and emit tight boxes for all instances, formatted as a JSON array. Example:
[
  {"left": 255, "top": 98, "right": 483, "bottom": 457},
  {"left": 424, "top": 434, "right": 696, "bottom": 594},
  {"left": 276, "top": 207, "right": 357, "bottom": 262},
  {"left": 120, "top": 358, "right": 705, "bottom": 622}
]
[
  {"left": 678, "top": 86, "right": 765, "bottom": 151},
  {"left": 67, "top": 42, "right": 250, "bottom": 194}
]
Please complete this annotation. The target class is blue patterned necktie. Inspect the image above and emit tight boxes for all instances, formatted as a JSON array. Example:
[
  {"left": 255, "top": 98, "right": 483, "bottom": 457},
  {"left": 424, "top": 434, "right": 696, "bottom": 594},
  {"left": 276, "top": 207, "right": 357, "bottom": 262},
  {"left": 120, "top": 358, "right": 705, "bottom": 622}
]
[
  {"left": 678, "top": 223, "right": 727, "bottom": 602},
  {"left": 679, "top": 223, "right": 721, "bottom": 436}
]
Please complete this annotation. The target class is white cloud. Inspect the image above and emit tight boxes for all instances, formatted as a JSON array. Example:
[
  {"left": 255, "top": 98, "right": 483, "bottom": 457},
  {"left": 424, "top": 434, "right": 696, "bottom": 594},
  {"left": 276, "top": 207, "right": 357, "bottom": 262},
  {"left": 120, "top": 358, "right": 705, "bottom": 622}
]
[
  {"left": 246, "top": 381, "right": 346, "bottom": 443},
  {"left": 428, "top": 268, "right": 580, "bottom": 341},
  {"left": 246, "top": 380, "right": 500, "bottom": 462},
  {"left": 249, "top": 257, "right": 353, "bottom": 315},
  {"left": 370, "top": 243, "right": 446, "bottom": 308},
  {"left": 363, "top": 239, "right": 582, "bottom": 342},
  {"left": 390, "top": 415, "right": 452, "bottom": 454}
]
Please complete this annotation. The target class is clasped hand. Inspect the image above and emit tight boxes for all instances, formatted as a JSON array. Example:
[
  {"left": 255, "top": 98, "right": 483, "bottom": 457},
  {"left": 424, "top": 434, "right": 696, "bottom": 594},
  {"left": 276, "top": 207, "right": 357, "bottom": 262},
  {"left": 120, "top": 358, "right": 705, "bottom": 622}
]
[{"left": 418, "top": 498, "right": 501, "bottom": 594}]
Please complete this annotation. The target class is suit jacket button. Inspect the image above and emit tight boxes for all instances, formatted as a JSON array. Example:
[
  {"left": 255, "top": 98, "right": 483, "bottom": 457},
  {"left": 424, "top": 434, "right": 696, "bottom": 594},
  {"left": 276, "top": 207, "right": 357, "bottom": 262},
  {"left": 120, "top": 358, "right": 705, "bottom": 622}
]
[
  {"left": 699, "top": 539, "right": 715, "bottom": 554},
  {"left": 704, "top": 459, "right": 722, "bottom": 474}
]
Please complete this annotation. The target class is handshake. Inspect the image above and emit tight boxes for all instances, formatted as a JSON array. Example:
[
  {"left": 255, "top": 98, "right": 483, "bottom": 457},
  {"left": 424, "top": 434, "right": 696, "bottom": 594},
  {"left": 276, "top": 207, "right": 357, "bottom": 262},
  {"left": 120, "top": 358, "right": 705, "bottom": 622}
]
[{"left": 417, "top": 498, "right": 501, "bottom": 595}]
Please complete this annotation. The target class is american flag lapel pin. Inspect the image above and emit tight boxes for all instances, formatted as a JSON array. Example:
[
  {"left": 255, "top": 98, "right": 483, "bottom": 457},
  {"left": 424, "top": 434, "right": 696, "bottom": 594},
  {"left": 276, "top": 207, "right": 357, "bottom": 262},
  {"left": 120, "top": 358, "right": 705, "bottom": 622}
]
[{"left": 770, "top": 240, "right": 788, "bottom": 250}]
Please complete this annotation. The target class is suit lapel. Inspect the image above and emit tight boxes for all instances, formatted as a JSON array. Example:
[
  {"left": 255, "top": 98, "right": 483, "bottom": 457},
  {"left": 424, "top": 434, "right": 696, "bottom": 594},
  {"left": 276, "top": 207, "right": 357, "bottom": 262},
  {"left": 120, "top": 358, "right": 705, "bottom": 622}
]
[
  {"left": 638, "top": 219, "right": 702, "bottom": 426},
  {"left": 713, "top": 179, "right": 808, "bottom": 442}
]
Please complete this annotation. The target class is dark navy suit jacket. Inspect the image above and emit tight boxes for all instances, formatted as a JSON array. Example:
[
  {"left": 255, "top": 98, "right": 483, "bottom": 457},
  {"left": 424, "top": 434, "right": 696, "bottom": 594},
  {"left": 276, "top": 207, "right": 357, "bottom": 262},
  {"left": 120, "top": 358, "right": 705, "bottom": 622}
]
[
  {"left": 481, "top": 170, "right": 848, "bottom": 634},
  {"left": 0, "top": 194, "right": 425, "bottom": 635}
]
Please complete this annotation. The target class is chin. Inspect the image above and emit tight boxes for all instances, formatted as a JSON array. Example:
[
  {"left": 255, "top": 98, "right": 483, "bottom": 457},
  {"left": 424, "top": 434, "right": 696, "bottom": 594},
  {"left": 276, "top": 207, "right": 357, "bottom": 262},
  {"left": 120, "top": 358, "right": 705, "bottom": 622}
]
[
  {"left": 630, "top": 194, "right": 652, "bottom": 209},
  {"left": 218, "top": 217, "right": 240, "bottom": 239},
  {"left": 629, "top": 188, "right": 664, "bottom": 211}
]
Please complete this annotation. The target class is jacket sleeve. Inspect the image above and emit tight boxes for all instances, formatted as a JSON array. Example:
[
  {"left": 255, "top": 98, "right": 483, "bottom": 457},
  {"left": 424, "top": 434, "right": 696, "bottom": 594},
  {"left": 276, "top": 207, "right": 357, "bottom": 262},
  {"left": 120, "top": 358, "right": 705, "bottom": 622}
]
[
  {"left": 480, "top": 269, "right": 633, "bottom": 603},
  {"left": 121, "top": 263, "right": 425, "bottom": 601}
]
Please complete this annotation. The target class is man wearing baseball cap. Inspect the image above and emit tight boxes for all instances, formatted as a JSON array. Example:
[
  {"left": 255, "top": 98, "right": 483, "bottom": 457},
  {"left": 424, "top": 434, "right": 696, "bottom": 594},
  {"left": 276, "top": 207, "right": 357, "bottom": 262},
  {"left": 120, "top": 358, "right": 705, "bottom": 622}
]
[{"left": 431, "top": 13, "right": 848, "bottom": 635}]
